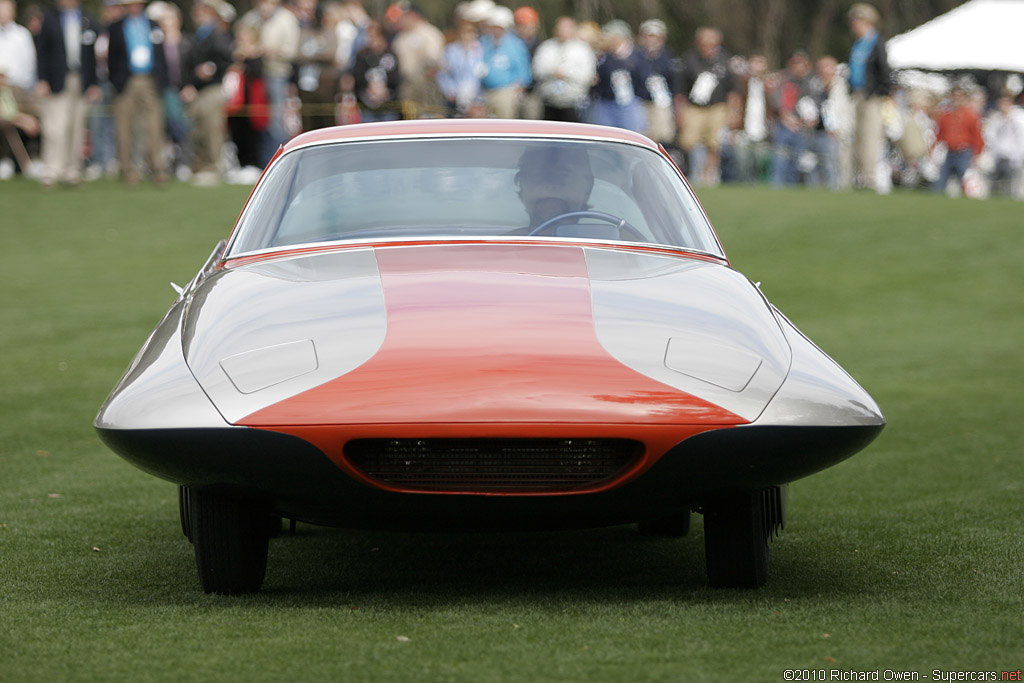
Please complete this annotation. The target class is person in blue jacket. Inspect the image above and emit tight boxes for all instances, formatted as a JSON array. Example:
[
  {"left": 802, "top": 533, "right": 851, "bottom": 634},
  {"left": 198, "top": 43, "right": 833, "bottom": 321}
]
[{"left": 479, "top": 6, "right": 530, "bottom": 119}]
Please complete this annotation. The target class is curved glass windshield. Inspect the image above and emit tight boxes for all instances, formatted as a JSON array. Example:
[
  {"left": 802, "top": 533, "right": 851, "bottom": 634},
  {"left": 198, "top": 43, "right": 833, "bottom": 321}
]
[{"left": 227, "top": 137, "right": 724, "bottom": 258}]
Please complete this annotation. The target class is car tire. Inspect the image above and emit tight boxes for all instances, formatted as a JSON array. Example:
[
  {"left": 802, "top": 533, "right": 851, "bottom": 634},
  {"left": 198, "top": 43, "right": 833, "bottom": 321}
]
[
  {"left": 702, "top": 491, "right": 770, "bottom": 588},
  {"left": 187, "top": 487, "right": 270, "bottom": 595},
  {"left": 178, "top": 485, "right": 193, "bottom": 543},
  {"left": 637, "top": 511, "right": 691, "bottom": 536}
]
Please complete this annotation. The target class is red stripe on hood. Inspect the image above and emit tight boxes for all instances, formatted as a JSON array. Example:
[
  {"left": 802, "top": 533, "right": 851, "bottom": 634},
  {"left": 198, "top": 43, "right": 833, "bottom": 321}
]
[{"left": 238, "top": 244, "right": 744, "bottom": 426}]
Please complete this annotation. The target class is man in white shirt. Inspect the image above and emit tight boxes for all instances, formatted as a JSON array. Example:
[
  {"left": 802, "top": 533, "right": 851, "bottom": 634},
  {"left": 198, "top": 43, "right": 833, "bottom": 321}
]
[
  {"left": 0, "top": 0, "right": 35, "bottom": 91},
  {"left": 531, "top": 16, "right": 595, "bottom": 123}
]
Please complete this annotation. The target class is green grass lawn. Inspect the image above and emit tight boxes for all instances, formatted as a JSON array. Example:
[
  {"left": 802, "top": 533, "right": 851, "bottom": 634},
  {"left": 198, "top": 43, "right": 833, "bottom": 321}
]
[{"left": 1, "top": 180, "right": 1021, "bottom": 681}]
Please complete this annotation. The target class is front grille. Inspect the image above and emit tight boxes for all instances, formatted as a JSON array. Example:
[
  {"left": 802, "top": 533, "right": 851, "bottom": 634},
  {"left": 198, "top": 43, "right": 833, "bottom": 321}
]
[{"left": 345, "top": 438, "right": 643, "bottom": 493}]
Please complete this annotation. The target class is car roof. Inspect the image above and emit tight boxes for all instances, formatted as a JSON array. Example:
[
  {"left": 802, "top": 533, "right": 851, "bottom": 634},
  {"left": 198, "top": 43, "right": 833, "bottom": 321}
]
[{"left": 282, "top": 119, "right": 662, "bottom": 154}]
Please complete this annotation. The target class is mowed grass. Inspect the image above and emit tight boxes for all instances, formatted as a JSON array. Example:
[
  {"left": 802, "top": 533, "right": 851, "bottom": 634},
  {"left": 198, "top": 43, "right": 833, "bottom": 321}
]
[{"left": 1, "top": 179, "right": 1021, "bottom": 681}]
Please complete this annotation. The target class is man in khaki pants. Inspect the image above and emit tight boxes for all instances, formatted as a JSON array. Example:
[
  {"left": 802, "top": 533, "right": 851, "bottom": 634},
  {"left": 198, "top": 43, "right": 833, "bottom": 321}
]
[
  {"left": 107, "top": 0, "right": 168, "bottom": 184},
  {"left": 35, "top": 0, "right": 100, "bottom": 186},
  {"left": 181, "top": 0, "right": 231, "bottom": 185}
]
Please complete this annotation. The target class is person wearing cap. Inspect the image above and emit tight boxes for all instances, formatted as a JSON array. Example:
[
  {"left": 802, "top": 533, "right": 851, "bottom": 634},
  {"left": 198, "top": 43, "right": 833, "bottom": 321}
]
[
  {"left": 34, "top": 0, "right": 100, "bottom": 186},
  {"left": 480, "top": 5, "right": 531, "bottom": 119},
  {"left": 588, "top": 20, "right": 650, "bottom": 134},
  {"left": 847, "top": 2, "right": 890, "bottom": 191},
  {"left": 512, "top": 6, "right": 540, "bottom": 118},
  {"left": 107, "top": 0, "right": 169, "bottom": 183},
  {"left": 636, "top": 18, "right": 675, "bottom": 146},
  {"left": 531, "top": 16, "right": 594, "bottom": 123},
  {"left": 675, "top": 26, "right": 738, "bottom": 185},
  {"left": 181, "top": 0, "right": 232, "bottom": 184}
]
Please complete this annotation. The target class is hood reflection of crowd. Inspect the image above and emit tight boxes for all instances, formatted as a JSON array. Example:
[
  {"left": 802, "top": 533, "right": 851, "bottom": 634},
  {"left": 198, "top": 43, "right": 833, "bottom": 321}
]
[{"left": 0, "top": 0, "right": 1021, "bottom": 198}]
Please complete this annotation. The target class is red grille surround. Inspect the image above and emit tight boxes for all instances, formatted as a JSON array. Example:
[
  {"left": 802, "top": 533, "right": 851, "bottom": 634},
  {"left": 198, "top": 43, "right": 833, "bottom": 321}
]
[{"left": 344, "top": 438, "right": 644, "bottom": 493}]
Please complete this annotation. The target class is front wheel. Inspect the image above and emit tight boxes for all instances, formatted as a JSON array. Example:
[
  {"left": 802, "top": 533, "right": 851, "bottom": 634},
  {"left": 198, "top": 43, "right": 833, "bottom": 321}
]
[
  {"left": 702, "top": 489, "right": 782, "bottom": 588},
  {"left": 186, "top": 487, "right": 271, "bottom": 595}
]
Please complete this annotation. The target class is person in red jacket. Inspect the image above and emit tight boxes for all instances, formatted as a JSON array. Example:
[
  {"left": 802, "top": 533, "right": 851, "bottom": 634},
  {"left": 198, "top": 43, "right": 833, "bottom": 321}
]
[{"left": 932, "top": 86, "right": 983, "bottom": 194}]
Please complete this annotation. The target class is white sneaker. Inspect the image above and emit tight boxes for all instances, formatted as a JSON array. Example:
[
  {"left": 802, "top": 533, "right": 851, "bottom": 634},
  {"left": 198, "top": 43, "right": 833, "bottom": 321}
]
[{"left": 0, "top": 158, "right": 14, "bottom": 180}]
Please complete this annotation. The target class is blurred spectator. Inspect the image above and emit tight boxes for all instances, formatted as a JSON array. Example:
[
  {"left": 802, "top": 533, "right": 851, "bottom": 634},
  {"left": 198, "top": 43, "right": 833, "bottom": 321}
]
[
  {"left": 352, "top": 20, "right": 401, "bottom": 121},
  {"left": 333, "top": 1, "right": 367, "bottom": 73},
  {"left": 251, "top": 0, "right": 299, "bottom": 162},
  {"left": 479, "top": 6, "right": 530, "bottom": 119},
  {"left": 894, "top": 89, "right": 932, "bottom": 188},
  {"left": 805, "top": 55, "right": 850, "bottom": 190},
  {"left": 436, "top": 20, "right": 483, "bottom": 117},
  {"left": 676, "top": 26, "right": 737, "bottom": 185},
  {"left": 35, "top": 0, "right": 100, "bottom": 186},
  {"left": 531, "top": 15, "right": 594, "bottom": 123},
  {"left": 512, "top": 5, "right": 538, "bottom": 53},
  {"left": 293, "top": 0, "right": 340, "bottom": 132},
  {"left": 770, "top": 51, "right": 812, "bottom": 187},
  {"left": 107, "top": 0, "right": 169, "bottom": 184},
  {"left": 731, "top": 53, "right": 770, "bottom": 183},
  {"left": 0, "top": 0, "right": 36, "bottom": 91},
  {"left": 181, "top": 0, "right": 232, "bottom": 185},
  {"left": 932, "top": 86, "right": 983, "bottom": 195},
  {"left": 149, "top": 2, "right": 189, "bottom": 175},
  {"left": 512, "top": 5, "right": 540, "bottom": 118},
  {"left": 391, "top": 3, "right": 445, "bottom": 118},
  {"left": 588, "top": 20, "right": 649, "bottom": 134},
  {"left": 847, "top": 2, "right": 891, "bottom": 192},
  {"left": 23, "top": 2, "right": 41, "bottom": 45},
  {"left": 224, "top": 24, "right": 268, "bottom": 169},
  {"left": 458, "top": 0, "right": 494, "bottom": 28},
  {"left": 84, "top": 0, "right": 120, "bottom": 180},
  {"left": 0, "top": 59, "right": 39, "bottom": 178},
  {"left": 982, "top": 93, "right": 1024, "bottom": 198},
  {"left": 635, "top": 18, "right": 675, "bottom": 147}
]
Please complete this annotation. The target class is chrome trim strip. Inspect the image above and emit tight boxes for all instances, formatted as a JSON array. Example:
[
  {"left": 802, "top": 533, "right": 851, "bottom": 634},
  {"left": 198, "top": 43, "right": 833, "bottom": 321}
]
[{"left": 223, "top": 236, "right": 728, "bottom": 265}]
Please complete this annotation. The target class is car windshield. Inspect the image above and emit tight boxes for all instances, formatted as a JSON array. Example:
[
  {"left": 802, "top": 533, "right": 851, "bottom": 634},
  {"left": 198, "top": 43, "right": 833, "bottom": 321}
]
[{"left": 227, "top": 137, "right": 724, "bottom": 258}]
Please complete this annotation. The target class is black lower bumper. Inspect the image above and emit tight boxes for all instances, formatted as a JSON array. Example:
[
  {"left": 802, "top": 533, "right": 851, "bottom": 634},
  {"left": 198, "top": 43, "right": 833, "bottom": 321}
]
[{"left": 96, "top": 423, "right": 883, "bottom": 531}]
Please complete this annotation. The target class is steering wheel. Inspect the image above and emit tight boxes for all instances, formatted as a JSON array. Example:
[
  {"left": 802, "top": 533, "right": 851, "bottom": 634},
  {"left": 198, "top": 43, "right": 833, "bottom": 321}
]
[{"left": 527, "top": 210, "right": 646, "bottom": 242}]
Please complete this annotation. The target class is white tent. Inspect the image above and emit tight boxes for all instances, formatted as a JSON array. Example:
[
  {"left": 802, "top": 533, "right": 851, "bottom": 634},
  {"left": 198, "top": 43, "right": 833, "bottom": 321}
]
[{"left": 887, "top": 0, "right": 1024, "bottom": 72}]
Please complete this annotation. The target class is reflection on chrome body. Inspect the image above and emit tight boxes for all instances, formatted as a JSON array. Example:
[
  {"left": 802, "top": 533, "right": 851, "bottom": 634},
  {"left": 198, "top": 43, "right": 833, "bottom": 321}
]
[
  {"left": 183, "top": 249, "right": 387, "bottom": 424},
  {"left": 586, "top": 248, "right": 791, "bottom": 423},
  {"left": 95, "top": 301, "right": 229, "bottom": 430}
]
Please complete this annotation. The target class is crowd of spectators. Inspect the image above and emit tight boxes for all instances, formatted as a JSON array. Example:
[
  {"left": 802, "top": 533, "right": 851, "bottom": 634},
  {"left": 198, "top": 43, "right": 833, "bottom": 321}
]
[{"left": 0, "top": 0, "right": 1022, "bottom": 198}]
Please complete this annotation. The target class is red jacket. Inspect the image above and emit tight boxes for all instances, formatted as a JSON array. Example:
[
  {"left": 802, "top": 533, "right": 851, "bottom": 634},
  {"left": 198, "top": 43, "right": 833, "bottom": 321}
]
[{"left": 936, "top": 106, "right": 983, "bottom": 155}]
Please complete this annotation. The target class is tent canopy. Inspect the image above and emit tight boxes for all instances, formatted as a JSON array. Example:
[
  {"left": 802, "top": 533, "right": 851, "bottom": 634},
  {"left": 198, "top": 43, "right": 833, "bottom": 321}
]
[{"left": 887, "top": 0, "right": 1024, "bottom": 72}]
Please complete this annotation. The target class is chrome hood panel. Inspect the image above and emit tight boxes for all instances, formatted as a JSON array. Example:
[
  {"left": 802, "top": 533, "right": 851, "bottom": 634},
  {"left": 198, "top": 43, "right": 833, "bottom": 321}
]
[
  {"left": 182, "top": 249, "right": 388, "bottom": 424},
  {"left": 164, "top": 242, "right": 881, "bottom": 429},
  {"left": 585, "top": 248, "right": 791, "bottom": 422}
]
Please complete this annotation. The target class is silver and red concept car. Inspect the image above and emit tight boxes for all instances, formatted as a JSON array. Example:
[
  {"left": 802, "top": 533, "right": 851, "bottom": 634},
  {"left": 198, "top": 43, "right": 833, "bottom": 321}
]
[{"left": 96, "top": 120, "right": 884, "bottom": 593}]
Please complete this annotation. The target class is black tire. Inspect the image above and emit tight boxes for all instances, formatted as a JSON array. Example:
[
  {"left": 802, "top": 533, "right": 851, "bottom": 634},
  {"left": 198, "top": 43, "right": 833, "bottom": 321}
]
[
  {"left": 702, "top": 491, "right": 771, "bottom": 588},
  {"left": 178, "top": 485, "right": 192, "bottom": 543},
  {"left": 187, "top": 487, "right": 270, "bottom": 595},
  {"left": 637, "top": 511, "right": 691, "bottom": 537}
]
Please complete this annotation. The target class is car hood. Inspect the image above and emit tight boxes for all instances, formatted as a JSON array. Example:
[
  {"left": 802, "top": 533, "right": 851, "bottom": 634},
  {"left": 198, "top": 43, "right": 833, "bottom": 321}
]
[{"left": 182, "top": 243, "right": 791, "bottom": 426}]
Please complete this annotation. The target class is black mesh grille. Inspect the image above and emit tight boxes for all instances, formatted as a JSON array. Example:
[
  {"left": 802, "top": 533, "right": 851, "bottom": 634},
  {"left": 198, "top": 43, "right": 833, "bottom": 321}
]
[{"left": 345, "top": 438, "right": 643, "bottom": 493}]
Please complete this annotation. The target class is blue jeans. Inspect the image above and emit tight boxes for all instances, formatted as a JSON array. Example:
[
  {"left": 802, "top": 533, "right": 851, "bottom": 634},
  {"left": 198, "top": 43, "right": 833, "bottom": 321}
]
[
  {"left": 933, "top": 148, "right": 973, "bottom": 193},
  {"left": 771, "top": 122, "right": 806, "bottom": 186},
  {"left": 807, "top": 130, "right": 839, "bottom": 190},
  {"left": 587, "top": 99, "right": 648, "bottom": 134},
  {"left": 260, "top": 74, "right": 290, "bottom": 166}
]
